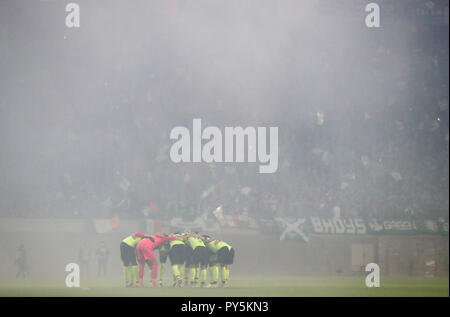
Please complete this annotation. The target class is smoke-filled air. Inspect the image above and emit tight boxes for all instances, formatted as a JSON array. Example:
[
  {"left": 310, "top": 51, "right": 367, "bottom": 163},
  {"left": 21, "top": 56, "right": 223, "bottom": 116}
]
[{"left": 0, "top": 0, "right": 448, "bottom": 298}]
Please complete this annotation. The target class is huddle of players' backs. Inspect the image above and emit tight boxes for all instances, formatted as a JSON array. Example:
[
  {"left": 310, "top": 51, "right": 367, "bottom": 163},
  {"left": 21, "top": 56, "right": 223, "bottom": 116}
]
[
  {"left": 158, "top": 232, "right": 232, "bottom": 254},
  {"left": 121, "top": 231, "right": 233, "bottom": 257}
]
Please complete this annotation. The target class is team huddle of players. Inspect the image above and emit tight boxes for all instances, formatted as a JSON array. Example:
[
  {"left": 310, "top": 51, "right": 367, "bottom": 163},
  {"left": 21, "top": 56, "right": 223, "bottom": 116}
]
[{"left": 119, "top": 231, "right": 234, "bottom": 288}]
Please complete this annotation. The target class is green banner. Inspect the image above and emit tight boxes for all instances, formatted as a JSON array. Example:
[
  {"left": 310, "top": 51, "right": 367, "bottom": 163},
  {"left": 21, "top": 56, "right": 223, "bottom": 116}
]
[
  {"left": 367, "top": 219, "right": 449, "bottom": 235},
  {"left": 261, "top": 217, "right": 449, "bottom": 241}
]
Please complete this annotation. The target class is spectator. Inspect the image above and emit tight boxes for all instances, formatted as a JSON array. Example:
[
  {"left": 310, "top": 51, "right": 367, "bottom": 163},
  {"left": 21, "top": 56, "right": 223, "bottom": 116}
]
[{"left": 95, "top": 241, "right": 110, "bottom": 277}]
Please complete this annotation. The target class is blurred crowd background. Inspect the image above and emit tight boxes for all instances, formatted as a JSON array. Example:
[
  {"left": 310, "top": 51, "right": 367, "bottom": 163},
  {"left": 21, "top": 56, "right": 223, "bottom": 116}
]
[{"left": 0, "top": 0, "right": 448, "bottom": 221}]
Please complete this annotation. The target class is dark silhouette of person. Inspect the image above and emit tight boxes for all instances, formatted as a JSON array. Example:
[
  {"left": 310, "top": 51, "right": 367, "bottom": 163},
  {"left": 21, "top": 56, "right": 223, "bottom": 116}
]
[
  {"left": 95, "top": 241, "right": 109, "bottom": 277},
  {"left": 14, "top": 244, "right": 28, "bottom": 278}
]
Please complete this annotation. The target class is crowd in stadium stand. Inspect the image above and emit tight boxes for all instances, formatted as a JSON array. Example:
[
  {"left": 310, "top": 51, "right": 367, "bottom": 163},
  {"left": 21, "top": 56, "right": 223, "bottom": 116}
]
[{"left": 0, "top": 1, "right": 448, "bottom": 222}]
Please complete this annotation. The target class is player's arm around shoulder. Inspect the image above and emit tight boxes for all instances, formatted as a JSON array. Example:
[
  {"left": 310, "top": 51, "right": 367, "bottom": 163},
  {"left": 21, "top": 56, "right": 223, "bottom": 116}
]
[{"left": 132, "top": 232, "right": 148, "bottom": 239}]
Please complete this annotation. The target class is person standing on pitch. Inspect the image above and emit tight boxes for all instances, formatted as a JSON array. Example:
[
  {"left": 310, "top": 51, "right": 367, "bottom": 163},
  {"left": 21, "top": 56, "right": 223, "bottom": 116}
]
[
  {"left": 158, "top": 233, "right": 189, "bottom": 287},
  {"left": 136, "top": 234, "right": 176, "bottom": 287},
  {"left": 95, "top": 241, "right": 109, "bottom": 277},
  {"left": 77, "top": 243, "right": 91, "bottom": 278},
  {"left": 120, "top": 232, "right": 151, "bottom": 287},
  {"left": 157, "top": 242, "right": 170, "bottom": 287},
  {"left": 185, "top": 232, "right": 209, "bottom": 287},
  {"left": 14, "top": 244, "right": 28, "bottom": 278},
  {"left": 202, "top": 235, "right": 235, "bottom": 288}
]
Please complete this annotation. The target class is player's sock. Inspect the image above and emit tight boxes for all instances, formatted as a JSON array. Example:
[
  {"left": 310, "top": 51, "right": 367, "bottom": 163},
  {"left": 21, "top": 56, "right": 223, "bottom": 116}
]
[
  {"left": 183, "top": 265, "right": 188, "bottom": 282},
  {"left": 131, "top": 266, "right": 136, "bottom": 285},
  {"left": 138, "top": 263, "right": 144, "bottom": 285},
  {"left": 176, "top": 271, "right": 183, "bottom": 287},
  {"left": 201, "top": 267, "right": 207, "bottom": 283},
  {"left": 172, "top": 264, "right": 181, "bottom": 279},
  {"left": 132, "top": 265, "right": 139, "bottom": 285},
  {"left": 210, "top": 265, "right": 219, "bottom": 284},
  {"left": 225, "top": 267, "right": 230, "bottom": 284},
  {"left": 195, "top": 267, "right": 200, "bottom": 282},
  {"left": 160, "top": 262, "right": 165, "bottom": 276},
  {"left": 151, "top": 262, "right": 158, "bottom": 286},
  {"left": 221, "top": 266, "right": 229, "bottom": 283},
  {"left": 180, "top": 264, "right": 185, "bottom": 279},
  {"left": 189, "top": 267, "right": 196, "bottom": 284},
  {"left": 123, "top": 266, "right": 129, "bottom": 286},
  {"left": 159, "top": 262, "right": 165, "bottom": 285}
]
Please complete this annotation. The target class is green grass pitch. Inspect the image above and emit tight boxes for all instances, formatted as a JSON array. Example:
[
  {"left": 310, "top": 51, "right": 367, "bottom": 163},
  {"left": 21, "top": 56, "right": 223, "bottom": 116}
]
[{"left": 0, "top": 276, "right": 448, "bottom": 297}]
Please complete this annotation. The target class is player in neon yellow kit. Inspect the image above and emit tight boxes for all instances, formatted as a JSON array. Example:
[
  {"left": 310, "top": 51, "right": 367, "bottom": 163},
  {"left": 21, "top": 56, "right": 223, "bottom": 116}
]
[
  {"left": 158, "top": 243, "right": 170, "bottom": 287},
  {"left": 120, "top": 232, "right": 150, "bottom": 287},
  {"left": 202, "top": 235, "right": 235, "bottom": 288},
  {"left": 185, "top": 232, "right": 209, "bottom": 287},
  {"left": 158, "top": 233, "right": 189, "bottom": 287}
]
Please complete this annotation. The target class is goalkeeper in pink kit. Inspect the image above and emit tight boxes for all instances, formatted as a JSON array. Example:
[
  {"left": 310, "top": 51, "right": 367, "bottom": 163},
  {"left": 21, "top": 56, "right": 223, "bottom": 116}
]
[{"left": 136, "top": 234, "right": 176, "bottom": 287}]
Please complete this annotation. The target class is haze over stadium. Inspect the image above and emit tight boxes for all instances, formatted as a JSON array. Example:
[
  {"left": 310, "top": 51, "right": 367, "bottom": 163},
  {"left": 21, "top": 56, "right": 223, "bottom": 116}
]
[{"left": 0, "top": 0, "right": 448, "bottom": 297}]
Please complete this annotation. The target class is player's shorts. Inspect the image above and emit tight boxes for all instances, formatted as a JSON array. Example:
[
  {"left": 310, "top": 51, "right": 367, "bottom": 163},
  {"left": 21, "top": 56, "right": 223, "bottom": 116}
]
[
  {"left": 187, "top": 246, "right": 209, "bottom": 266},
  {"left": 208, "top": 249, "right": 218, "bottom": 265},
  {"left": 217, "top": 247, "right": 234, "bottom": 265},
  {"left": 120, "top": 242, "right": 137, "bottom": 266},
  {"left": 136, "top": 243, "right": 156, "bottom": 262},
  {"left": 169, "top": 244, "right": 187, "bottom": 265}
]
